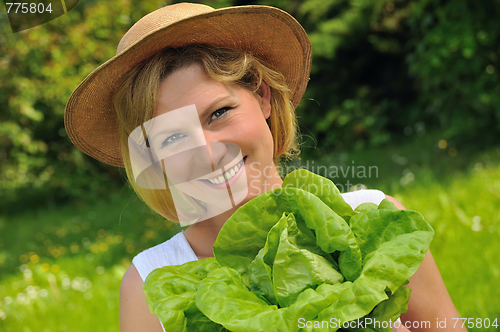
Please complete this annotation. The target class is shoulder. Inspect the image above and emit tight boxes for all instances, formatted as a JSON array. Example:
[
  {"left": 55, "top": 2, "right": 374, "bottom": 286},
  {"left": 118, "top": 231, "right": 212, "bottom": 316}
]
[
  {"left": 119, "top": 264, "right": 164, "bottom": 332},
  {"left": 340, "top": 190, "right": 406, "bottom": 210},
  {"left": 340, "top": 189, "right": 385, "bottom": 209},
  {"left": 384, "top": 194, "right": 406, "bottom": 210},
  {"left": 132, "top": 232, "right": 197, "bottom": 281}
]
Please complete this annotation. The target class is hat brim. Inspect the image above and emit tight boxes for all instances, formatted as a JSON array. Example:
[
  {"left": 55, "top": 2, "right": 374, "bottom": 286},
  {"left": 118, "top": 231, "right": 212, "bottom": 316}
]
[{"left": 64, "top": 5, "right": 312, "bottom": 168}]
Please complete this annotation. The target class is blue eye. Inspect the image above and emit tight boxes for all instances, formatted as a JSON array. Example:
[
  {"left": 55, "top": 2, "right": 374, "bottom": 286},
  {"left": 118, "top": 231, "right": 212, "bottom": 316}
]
[
  {"left": 210, "top": 107, "right": 232, "bottom": 121},
  {"left": 161, "top": 133, "right": 186, "bottom": 148}
]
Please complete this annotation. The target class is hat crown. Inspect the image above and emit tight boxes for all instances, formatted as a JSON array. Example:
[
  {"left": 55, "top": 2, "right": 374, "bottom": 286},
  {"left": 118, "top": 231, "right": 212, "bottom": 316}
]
[
  {"left": 117, "top": 3, "right": 215, "bottom": 54},
  {"left": 66, "top": 4, "right": 311, "bottom": 167}
]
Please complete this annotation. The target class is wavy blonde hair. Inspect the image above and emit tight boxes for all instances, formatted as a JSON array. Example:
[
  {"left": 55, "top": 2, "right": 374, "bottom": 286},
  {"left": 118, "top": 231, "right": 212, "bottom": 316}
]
[{"left": 114, "top": 44, "right": 300, "bottom": 222}]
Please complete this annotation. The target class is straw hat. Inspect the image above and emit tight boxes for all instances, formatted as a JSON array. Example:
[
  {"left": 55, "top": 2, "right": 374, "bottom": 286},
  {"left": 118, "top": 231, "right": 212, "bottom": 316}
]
[{"left": 64, "top": 2, "right": 312, "bottom": 168}]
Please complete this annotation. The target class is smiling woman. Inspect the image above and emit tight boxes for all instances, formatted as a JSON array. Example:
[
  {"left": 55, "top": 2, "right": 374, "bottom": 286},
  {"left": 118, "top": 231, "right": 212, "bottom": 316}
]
[
  {"left": 63, "top": 3, "right": 466, "bottom": 332},
  {"left": 113, "top": 45, "right": 297, "bottom": 226},
  {"left": 113, "top": 42, "right": 306, "bottom": 331}
]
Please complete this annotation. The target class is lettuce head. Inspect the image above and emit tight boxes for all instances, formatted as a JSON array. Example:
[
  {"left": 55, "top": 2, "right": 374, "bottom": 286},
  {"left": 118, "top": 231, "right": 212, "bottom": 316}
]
[{"left": 143, "top": 169, "right": 434, "bottom": 331}]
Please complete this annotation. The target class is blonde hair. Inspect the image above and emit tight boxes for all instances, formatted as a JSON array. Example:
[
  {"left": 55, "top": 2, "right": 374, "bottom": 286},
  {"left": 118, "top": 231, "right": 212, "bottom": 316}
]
[{"left": 114, "top": 44, "right": 300, "bottom": 222}]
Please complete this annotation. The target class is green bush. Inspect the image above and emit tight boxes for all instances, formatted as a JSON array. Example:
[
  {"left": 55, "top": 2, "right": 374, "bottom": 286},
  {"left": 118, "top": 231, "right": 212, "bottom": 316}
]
[
  {"left": 0, "top": 1, "right": 166, "bottom": 211},
  {"left": 259, "top": 0, "right": 500, "bottom": 152},
  {"left": 406, "top": 0, "right": 500, "bottom": 147}
]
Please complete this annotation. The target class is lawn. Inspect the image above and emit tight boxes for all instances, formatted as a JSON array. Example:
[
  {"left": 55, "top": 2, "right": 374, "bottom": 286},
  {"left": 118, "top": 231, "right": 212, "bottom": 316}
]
[{"left": 1, "top": 135, "right": 499, "bottom": 331}]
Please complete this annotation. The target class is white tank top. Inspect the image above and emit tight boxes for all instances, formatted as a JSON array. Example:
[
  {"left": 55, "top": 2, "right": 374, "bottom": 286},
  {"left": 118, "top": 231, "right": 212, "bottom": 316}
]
[{"left": 132, "top": 189, "right": 389, "bottom": 330}]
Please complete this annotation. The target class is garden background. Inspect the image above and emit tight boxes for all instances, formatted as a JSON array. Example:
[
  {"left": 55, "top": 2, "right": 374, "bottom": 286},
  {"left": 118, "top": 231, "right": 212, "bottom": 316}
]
[{"left": 0, "top": 0, "right": 499, "bottom": 331}]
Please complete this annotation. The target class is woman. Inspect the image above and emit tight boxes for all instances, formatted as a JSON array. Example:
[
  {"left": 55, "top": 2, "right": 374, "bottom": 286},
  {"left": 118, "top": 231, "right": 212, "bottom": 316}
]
[{"left": 65, "top": 3, "right": 466, "bottom": 332}]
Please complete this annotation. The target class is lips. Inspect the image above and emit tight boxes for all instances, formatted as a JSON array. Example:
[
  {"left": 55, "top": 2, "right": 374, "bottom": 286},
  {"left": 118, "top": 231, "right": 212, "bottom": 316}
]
[
  {"left": 199, "top": 156, "right": 246, "bottom": 189},
  {"left": 205, "top": 158, "right": 245, "bottom": 184}
]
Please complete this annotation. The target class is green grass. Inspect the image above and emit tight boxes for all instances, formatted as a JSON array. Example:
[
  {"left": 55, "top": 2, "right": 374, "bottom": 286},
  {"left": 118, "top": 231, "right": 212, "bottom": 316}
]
[
  {"left": 390, "top": 164, "right": 500, "bottom": 322},
  {"left": 1, "top": 135, "right": 499, "bottom": 331},
  {"left": 0, "top": 188, "right": 181, "bottom": 331}
]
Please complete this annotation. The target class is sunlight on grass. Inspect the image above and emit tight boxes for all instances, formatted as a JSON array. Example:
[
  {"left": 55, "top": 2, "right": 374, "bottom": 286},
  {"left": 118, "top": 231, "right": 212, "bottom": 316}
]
[
  {"left": 392, "top": 163, "right": 500, "bottom": 323},
  {"left": 0, "top": 255, "right": 126, "bottom": 331},
  {"left": 0, "top": 189, "right": 181, "bottom": 331}
]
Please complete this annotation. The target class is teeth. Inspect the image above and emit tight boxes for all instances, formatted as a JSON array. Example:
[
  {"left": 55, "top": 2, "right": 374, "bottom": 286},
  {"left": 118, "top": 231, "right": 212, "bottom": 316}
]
[{"left": 206, "top": 158, "right": 244, "bottom": 185}]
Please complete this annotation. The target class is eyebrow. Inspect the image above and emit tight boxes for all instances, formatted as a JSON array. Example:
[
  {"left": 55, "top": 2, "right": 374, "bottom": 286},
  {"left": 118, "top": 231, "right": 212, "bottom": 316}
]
[{"left": 199, "top": 94, "right": 234, "bottom": 122}]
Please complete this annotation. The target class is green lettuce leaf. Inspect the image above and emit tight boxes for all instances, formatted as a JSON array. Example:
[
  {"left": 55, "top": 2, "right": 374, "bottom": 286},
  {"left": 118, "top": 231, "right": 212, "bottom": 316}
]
[
  {"left": 144, "top": 169, "right": 434, "bottom": 332},
  {"left": 272, "top": 212, "right": 344, "bottom": 307},
  {"left": 196, "top": 266, "right": 353, "bottom": 332},
  {"left": 281, "top": 169, "right": 355, "bottom": 219},
  {"left": 143, "top": 257, "right": 226, "bottom": 331},
  {"left": 213, "top": 191, "right": 285, "bottom": 282}
]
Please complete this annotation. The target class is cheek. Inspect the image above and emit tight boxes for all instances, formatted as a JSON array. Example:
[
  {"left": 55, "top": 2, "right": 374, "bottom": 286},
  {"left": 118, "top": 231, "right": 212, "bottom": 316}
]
[
  {"left": 164, "top": 155, "right": 193, "bottom": 183},
  {"left": 245, "top": 118, "right": 274, "bottom": 155},
  {"left": 224, "top": 108, "right": 274, "bottom": 157}
]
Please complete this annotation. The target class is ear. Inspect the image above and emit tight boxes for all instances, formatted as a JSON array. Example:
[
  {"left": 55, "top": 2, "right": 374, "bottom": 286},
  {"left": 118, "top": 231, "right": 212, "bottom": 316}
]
[{"left": 256, "top": 81, "right": 272, "bottom": 120}]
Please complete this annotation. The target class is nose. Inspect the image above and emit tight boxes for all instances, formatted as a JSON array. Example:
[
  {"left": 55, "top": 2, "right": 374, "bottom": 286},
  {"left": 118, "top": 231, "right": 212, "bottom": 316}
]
[
  {"left": 197, "top": 131, "right": 218, "bottom": 171},
  {"left": 198, "top": 132, "right": 241, "bottom": 171},
  {"left": 201, "top": 130, "right": 237, "bottom": 171},
  {"left": 209, "top": 142, "right": 228, "bottom": 170},
  {"left": 192, "top": 143, "right": 214, "bottom": 170}
]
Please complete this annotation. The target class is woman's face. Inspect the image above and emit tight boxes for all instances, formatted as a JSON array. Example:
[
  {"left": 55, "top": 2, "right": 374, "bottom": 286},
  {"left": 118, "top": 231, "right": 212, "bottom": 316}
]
[{"left": 145, "top": 62, "right": 282, "bottom": 223}]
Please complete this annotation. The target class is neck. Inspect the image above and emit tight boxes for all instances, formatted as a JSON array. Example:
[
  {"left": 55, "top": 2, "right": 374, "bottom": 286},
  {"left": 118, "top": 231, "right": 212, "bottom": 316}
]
[{"left": 183, "top": 205, "right": 238, "bottom": 259}]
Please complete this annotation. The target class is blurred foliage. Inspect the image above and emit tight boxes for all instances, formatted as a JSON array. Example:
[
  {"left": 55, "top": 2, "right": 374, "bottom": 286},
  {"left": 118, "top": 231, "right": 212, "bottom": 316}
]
[
  {"left": 405, "top": 0, "right": 500, "bottom": 148},
  {"left": 1, "top": 0, "right": 499, "bottom": 210},
  {"left": 257, "top": 0, "right": 500, "bottom": 154},
  {"left": 0, "top": 0, "right": 171, "bottom": 212}
]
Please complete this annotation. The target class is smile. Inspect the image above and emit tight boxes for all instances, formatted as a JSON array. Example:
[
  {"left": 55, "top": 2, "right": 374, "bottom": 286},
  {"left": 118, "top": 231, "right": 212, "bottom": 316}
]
[{"left": 205, "top": 157, "right": 245, "bottom": 185}]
